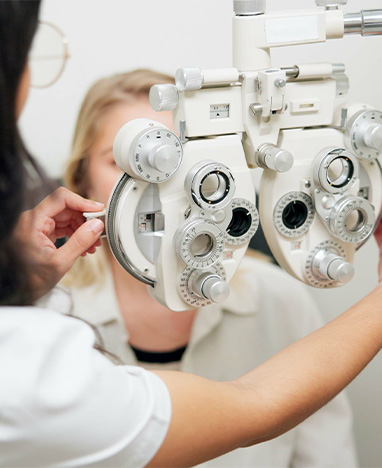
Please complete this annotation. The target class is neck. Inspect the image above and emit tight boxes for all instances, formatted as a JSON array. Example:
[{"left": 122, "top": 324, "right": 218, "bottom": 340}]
[{"left": 110, "top": 255, "right": 197, "bottom": 352}]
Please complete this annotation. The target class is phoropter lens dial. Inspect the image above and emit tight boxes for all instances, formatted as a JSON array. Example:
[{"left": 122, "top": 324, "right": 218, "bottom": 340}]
[
  {"left": 225, "top": 198, "right": 259, "bottom": 245},
  {"left": 345, "top": 109, "right": 382, "bottom": 160},
  {"left": 328, "top": 195, "right": 375, "bottom": 243},
  {"left": 185, "top": 161, "right": 235, "bottom": 211},
  {"left": 313, "top": 147, "right": 358, "bottom": 194},
  {"left": 113, "top": 118, "right": 183, "bottom": 183},
  {"left": 174, "top": 218, "right": 225, "bottom": 269}
]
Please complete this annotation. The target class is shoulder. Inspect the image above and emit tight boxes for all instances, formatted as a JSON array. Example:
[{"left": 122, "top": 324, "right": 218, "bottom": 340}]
[{"left": 0, "top": 306, "right": 171, "bottom": 466}]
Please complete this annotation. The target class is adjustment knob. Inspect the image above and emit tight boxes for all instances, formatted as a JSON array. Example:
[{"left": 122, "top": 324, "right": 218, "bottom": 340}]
[
  {"left": 149, "top": 84, "right": 179, "bottom": 112},
  {"left": 175, "top": 67, "right": 203, "bottom": 92},
  {"left": 113, "top": 118, "right": 183, "bottom": 183},
  {"left": 148, "top": 142, "right": 179, "bottom": 173},
  {"left": 234, "top": 0, "right": 266, "bottom": 15},
  {"left": 313, "top": 250, "right": 354, "bottom": 284},
  {"left": 255, "top": 144, "right": 294, "bottom": 173},
  {"left": 327, "top": 257, "right": 354, "bottom": 283},
  {"left": 316, "top": 0, "right": 347, "bottom": 7},
  {"left": 191, "top": 271, "right": 230, "bottom": 303},
  {"left": 364, "top": 124, "right": 382, "bottom": 152},
  {"left": 345, "top": 109, "right": 382, "bottom": 159}
]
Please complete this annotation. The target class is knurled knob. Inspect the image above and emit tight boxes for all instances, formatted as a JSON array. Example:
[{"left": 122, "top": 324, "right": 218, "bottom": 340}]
[
  {"left": 256, "top": 144, "right": 294, "bottom": 173},
  {"left": 364, "top": 124, "right": 382, "bottom": 152},
  {"left": 149, "top": 84, "right": 179, "bottom": 112},
  {"left": 175, "top": 67, "right": 203, "bottom": 92},
  {"left": 192, "top": 272, "right": 230, "bottom": 303}
]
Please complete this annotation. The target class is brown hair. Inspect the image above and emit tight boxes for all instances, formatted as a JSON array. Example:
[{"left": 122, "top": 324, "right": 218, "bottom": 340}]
[{"left": 63, "top": 69, "right": 174, "bottom": 288}]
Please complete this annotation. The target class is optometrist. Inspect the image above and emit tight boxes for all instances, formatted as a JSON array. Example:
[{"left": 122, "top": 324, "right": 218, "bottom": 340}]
[{"left": 1, "top": 1, "right": 382, "bottom": 467}]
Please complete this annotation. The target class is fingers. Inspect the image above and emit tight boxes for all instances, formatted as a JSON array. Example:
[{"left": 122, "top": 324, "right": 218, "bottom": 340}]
[
  {"left": 37, "top": 187, "right": 104, "bottom": 218},
  {"left": 54, "top": 218, "right": 104, "bottom": 275}
]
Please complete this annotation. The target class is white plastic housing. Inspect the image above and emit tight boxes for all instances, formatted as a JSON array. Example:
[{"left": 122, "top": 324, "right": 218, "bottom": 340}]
[
  {"left": 150, "top": 134, "right": 256, "bottom": 311},
  {"left": 259, "top": 127, "right": 382, "bottom": 287}
]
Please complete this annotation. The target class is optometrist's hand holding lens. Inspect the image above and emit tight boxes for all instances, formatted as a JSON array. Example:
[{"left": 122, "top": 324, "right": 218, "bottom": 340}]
[{"left": 91, "top": 0, "right": 382, "bottom": 310}]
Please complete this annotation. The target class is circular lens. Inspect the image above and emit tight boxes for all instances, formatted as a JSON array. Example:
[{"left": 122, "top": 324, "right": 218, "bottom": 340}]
[
  {"left": 327, "top": 157, "right": 354, "bottom": 188},
  {"left": 29, "top": 22, "right": 68, "bottom": 88},
  {"left": 282, "top": 201, "right": 308, "bottom": 230},
  {"left": 227, "top": 208, "right": 252, "bottom": 238},
  {"left": 190, "top": 233, "right": 215, "bottom": 258},
  {"left": 345, "top": 209, "right": 366, "bottom": 233},
  {"left": 200, "top": 171, "right": 229, "bottom": 204}
]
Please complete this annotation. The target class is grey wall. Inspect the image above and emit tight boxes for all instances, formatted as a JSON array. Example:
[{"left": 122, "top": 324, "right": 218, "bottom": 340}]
[{"left": 20, "top": 1, "right": 382, "bottom": 466}]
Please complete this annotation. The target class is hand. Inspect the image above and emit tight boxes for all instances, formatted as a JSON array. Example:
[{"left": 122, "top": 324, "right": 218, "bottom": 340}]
[
  {"left": 374, "top": 221, "right": 382, "bottom": 283},
  {"left": 14, "top": 187, "right": 105, "bottom": 300}
]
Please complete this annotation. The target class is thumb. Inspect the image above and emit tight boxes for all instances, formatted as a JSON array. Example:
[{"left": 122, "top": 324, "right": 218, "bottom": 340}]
[{"left": 56, "top": 219, "right": 104, "bottom": 273}]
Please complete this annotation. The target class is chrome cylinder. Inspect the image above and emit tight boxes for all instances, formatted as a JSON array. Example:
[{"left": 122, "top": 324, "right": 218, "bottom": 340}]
[{"left": 344, "top": 10, "right": 382, "bottom": 36}]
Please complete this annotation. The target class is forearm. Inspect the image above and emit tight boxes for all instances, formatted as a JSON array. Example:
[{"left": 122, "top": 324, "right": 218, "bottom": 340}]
[
  {"left": 236, "top": 284, "right": 382, "bottom": 444},
  {"left": 150, "top": 285, "right": 382, "bottom": 467}
]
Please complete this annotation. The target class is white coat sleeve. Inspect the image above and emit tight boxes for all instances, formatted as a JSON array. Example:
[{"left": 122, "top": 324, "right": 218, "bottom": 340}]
[{"left": 0, "top": 308, "right": 171, "bottom": 468}]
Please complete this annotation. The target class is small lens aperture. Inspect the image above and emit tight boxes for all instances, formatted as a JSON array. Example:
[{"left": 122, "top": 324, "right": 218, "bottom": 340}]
[
  {"left": 345, "top": 209, "right": 366, "bottom": 233},
  {"left": 190, "top": 233, "right": 214, "bottom": 258},
  {"left": 227, "top": 207, "right": 252, "bottom": 238},
  {"left": 327, "top": 157, "right": 354, "bottom": 189},
  {"left": 282, "top": 200, "right": 308, "bottom": 230},
  {"left": 200, "top": 171, "right": 230, "bottom": 204}
]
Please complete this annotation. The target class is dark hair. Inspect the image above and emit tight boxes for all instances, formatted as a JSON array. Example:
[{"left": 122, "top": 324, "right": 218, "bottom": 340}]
[{"left": 0, "top": 0, "right": 41, "bottom": 305}]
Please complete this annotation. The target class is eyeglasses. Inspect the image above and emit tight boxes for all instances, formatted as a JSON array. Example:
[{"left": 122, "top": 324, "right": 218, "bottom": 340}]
[{"left": 29, "top": 21, "right": 70, "bottom": 88}]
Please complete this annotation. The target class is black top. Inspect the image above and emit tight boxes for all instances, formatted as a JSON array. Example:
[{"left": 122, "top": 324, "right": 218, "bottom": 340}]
[{"left": 130, "top": 344, "right": 187, "bottom": 363}]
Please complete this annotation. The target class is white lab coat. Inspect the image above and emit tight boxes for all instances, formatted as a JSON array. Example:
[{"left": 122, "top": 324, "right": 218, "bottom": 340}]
[{"left": 0, "top": 307, "right": 171, "bottom": 467}]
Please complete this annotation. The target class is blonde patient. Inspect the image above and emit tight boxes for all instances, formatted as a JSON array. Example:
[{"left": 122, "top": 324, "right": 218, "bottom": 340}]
[{"left": 62, "top": 69, "right": 357, "bottom": 467}]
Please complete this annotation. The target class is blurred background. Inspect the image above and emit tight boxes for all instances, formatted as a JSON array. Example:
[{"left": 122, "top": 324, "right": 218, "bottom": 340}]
[{"left": 20, "top": 1, "right": 382, "bottom": 466}]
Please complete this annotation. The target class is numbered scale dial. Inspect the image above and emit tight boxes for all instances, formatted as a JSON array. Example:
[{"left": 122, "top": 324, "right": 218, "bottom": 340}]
[
  {"left": 174, "top": 218, "right": 225, "bottom": 269},
  {"left": 273, "top": 192, "right": 315, "bottom": 238},
  {"left": 328, "top": 196, "right": 375, "bottom": 243},
  {"left": 305, "top": 240, "right": 353, "bottom": 288},
  {"left": 113, "top": 119, "right": 183, "bottom": 183},
  {"left": 179, "top": 263, "right": 227, "bottom": 307},
  {"left": 225, "top": 198, "right": 259, "bottom": 246},
  {"left": 346, "top": 110, "right": 382, "bottom": 160}
]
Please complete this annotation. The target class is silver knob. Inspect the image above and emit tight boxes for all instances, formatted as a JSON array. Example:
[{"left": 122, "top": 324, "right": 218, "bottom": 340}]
[
  {"left": 344, "top": 10, "right": 382, "bottom": 36},
  {"left": 149, "top": 84, "right": 179, "bottom": 112},
  {"left": 327, "top": 257, "right": 355, "bottom": 283},
  {"left": 255, "top": 144, "right": 294, "bottom": 173},
  {"left": 364, "top": 124, "right": 382, "bottom": 152},
  {"left": 192, "top": 272, "right": 230, "bottom": 303},
  {"left": 316, "top": 0, "right": 347, "bottom": 8},
  {"left": 274, "top": 78, "right": 286, "bottom": 88},
  {"left": 234, "top": 0, "right": 266, "bottom": 15},
  {"left": 148, "top": 143, "right": 179, "bottom": 173},
  {"left": 313, "top": 250, "right": 354, "bottom": 284},
  {"left": 175, "top": 67, "right": 203, "bottom": 92}
]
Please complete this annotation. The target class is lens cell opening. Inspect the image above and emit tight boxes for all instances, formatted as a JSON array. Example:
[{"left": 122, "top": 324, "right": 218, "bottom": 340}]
[
  {"left": 227, "top": 208, "right": 252, "bottom": 238},
  {"left": 190, "top": 233, "right": 215, "bottom": 258},
  {"left": 344, "top": 209, "right": 366, "bottom": 233},
  {"left": 282, "top": 200, "right": 308, "bottom": 230},
  {"left": 326, "top": 156, "right": 354, "bottom": 189},
  {"left": 200, "top": 171, "right": 230, "bottom": 205}
]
